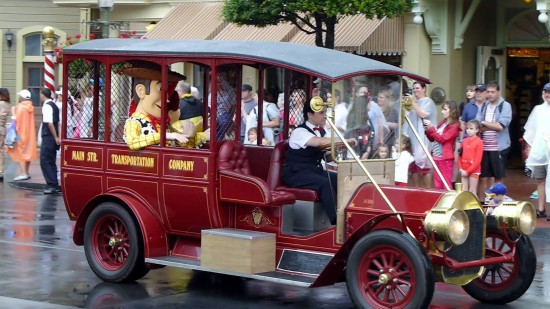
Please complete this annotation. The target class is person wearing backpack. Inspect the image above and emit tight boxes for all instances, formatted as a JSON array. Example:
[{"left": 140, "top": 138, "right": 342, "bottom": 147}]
[
  {"left": 475, "top": 81, "right": 512, "bottom": 200},
  {"left": 244, "top": 91, "right": 280, "bottom": 145}
]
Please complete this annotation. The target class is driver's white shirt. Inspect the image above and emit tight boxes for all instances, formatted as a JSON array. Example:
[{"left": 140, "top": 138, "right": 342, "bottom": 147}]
[{"left": 289, "top": 121, "right": 331, "bottom": 149}]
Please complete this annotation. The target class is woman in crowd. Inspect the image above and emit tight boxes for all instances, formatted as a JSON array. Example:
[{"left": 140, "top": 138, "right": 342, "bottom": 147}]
[
  {"left": 0, "top": 88, "right": 11, "bottom": 181},
  {"left": 7, "top": 90, "right": 38, "bottom": 181},
  {"left": 424, "top": 100, "right": 460, "bottom": 189},
  {"left": 403, "top": 81, "right": 437, "bottom": 188},
  {"left": 346, "top": 95, "right": 375, "bottom": 159},
  {"left": 376, "top": 86, "right": 399, "bottom": 148}
]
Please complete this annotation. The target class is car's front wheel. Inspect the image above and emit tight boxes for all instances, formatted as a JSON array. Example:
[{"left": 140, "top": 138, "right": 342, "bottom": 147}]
[
  {"left": 346, "top": 230, "right": 434, "bottom": 309},
  {"left": 462, "top": 231, "right": 536, "bottom": 304}
]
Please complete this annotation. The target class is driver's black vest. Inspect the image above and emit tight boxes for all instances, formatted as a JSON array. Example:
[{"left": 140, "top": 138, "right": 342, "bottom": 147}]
[{"left": 284, "top": 123, "right": 325, "bottom": 170}]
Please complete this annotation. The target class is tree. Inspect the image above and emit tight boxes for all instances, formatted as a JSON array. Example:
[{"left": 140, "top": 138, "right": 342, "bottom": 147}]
[{"left": 222, "top": 0, "right": 413, "bottom": 49}]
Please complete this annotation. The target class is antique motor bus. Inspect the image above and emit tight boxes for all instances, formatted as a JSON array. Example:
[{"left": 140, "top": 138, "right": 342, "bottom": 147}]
[{"left": 60, "top": 39, "right": 537, "bottom": 308}]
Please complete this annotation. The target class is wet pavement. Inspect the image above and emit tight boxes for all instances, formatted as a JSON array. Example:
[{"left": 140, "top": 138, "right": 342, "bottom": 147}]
[{"left": 1, "top": 158, "right": 550, "bottom": 308}]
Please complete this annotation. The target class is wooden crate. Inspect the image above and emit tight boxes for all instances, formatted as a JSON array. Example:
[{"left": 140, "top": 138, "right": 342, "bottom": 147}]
[{"left": 201, "top": 228, "right": 275, "bottom": 274}]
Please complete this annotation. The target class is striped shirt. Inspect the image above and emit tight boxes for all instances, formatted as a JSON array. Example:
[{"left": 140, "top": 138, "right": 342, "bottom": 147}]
[{"left": 482, "top": 104, "right": 498, "bottom": 151}]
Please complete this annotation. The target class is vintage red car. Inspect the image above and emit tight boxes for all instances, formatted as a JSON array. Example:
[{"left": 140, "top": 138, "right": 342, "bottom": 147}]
[{"left": 60, "top": 39, "right": 537, "bottom": 308}]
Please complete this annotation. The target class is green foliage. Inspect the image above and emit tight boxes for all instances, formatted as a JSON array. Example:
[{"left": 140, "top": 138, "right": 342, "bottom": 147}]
[{"left": 223, "top": 0, "right": 413, "bottom": 48}]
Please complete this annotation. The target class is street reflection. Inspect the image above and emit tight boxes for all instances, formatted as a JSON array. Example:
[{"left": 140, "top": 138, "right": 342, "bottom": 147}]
[
  {"left": 37, "top": 195, "right": 56, "bottom": 240},
  {"left": 85, "top": 282, "right": 149, "bottom": 308}
]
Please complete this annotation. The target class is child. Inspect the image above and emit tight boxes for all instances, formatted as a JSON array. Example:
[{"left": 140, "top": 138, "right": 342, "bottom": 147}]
[
  {"left": 458, "top": 120, "right": 484, "bottom": 196},
  {"left": 374, "top": 144, "right": 390, "bottom": 159},
  {"left": 484, "top": 182, "right": 514, "bottom": 215},
  {"left": 246, "top": 127, "right": 271, "bottom": 146},
  {"left": 392, "top": 136, "right": 414, "bottom": 187},
  {"left": 246, "top": 127, "right": 259, "bottom": 145},
  {"left": 424, "top": 100, "right": 460, "bottom": 189}
]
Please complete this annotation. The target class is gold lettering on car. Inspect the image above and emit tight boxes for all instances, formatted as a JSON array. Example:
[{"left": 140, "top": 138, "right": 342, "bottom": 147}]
[
  {"left": 168, "top": 159, "right": 195, "bottom": 171},
  {"left": 111, "top": 154, "right": 155, "bottom": 168},
  {"left": 72, "top": 150, "right": 85, "bottom": 161},
  {"left": 87, "top": 152, "right": 98, "bottom": 162}
]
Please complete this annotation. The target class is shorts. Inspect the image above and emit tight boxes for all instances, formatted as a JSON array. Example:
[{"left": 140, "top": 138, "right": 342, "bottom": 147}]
[
  {"left": 409, "top": 163, "right": 431, "bottom": 175},
  {"left": 480, "top": 149, "right": 507, "bottom": 178},
  {"left": 531, "top": 165, "right": 547, "bottom": 179}
]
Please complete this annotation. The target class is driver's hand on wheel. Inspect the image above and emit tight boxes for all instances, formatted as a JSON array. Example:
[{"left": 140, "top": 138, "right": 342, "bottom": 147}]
[{"left": 346, "top": 138, "right": 357, "bottom": 146}]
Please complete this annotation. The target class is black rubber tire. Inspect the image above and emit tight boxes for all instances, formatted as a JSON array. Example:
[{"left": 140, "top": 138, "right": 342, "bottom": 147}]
[
  {"left": 462, "top": 231, "right": 536, "bottom": 304},
  {"left": 346, "top": 230, "right": 434, "bottom": 309},
  {"left": 84, "top": 202, "right": 149, "bottom": 282}
]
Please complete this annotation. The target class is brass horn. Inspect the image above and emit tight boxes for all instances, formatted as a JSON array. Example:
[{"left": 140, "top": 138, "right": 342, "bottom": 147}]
[
  {"left": 401, "top": 95, "right": 414, "bottom": 112},
  {"left": 310, "top": 96, "right": 333, "bottom": 112}
]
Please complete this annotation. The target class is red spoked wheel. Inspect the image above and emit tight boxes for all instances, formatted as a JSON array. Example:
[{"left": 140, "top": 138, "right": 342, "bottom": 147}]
[
  {"left": 91, "top": 214, "right": 129, "bottom": 271},
  {"left": 84, "top": 202, "right": 149, "bottom": 282},
  {"left": 346, "top": 230, "right": 434, "bottom": 309},
  {"left": 463, "top": 231, "right": 536, "bottom": 304}
]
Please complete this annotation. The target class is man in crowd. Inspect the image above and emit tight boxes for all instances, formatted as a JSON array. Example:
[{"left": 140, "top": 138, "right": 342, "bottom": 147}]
[
  {"left": 40, "top": 88, "right": 61, "bottom": 194},
  {"left": 476, "top": 81, "right": 512, "bottom": 198},
  {"left": 240, "top": 83, "right": 256, "bottom": 142},
  {"left": 523, "top": 82, "right": 550, "bottom": 219}
]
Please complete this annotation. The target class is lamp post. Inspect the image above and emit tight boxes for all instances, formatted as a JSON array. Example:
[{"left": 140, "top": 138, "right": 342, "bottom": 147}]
[{"left": 98, "top": 0, "right": 115, "bottom": 38}]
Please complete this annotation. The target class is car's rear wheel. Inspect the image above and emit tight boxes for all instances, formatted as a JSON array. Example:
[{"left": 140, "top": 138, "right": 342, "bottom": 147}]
[
  {"left": 462, "top": 231, "right": 536, "bottom": 304},
  {"left": 346, "top": 230, "right": 434, "bottom": 309},
  {"left": 84, "top": 202, "right": 149, "bottom": 282}
]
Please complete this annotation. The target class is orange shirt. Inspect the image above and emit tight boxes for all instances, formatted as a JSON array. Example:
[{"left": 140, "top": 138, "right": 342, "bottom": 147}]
[
  {"left": 6, "top": 100, "right": 38, "bottom": 162},
  {"left": 458, "top": 135, "right": 483, "bottom": 175}
]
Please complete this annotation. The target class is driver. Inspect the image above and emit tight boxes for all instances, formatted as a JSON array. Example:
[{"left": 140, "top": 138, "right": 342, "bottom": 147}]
[
  {"left": 282, "top": 97, "right": 356, "bottom": 225},
  {"left": 123, "top": 66, "right": 201, "bottom": 150}
]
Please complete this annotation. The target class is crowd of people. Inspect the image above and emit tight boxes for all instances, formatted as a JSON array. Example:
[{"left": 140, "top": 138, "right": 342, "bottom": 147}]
[
  {"left": 278, "top": 79, "right": 549, "bottom": 220},
  {"left": 0, "top": 87, "right": 61, "bottom": 194}
]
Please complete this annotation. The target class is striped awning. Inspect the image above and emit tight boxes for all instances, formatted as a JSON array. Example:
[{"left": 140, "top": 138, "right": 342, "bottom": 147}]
[
  {"left": 144, "top": 2, "right": 227, "bottom": 40},
  {"left": 290, "top": 16, "right": 404, "bottom": 56},
  {"left": 213, "top": 23, "right": 299, "bottom": 42},
  {"left": 145, "top": 2, "right": 403, "bottom": 56}
]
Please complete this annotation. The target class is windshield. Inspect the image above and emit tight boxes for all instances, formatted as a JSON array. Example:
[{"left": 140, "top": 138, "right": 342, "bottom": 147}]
[{"left": 318, "top": 75, "right": 408, "bottom": 162}]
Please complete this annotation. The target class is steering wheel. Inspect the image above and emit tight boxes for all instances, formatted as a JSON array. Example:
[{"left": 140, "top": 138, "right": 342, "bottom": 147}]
[{"left": 320, "top": 141, "right": 346, "bottom": 150}]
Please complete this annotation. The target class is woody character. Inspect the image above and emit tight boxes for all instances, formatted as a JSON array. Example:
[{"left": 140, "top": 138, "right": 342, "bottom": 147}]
[{"left": 123, "top": 66, "right": 191, "bottom": 150}]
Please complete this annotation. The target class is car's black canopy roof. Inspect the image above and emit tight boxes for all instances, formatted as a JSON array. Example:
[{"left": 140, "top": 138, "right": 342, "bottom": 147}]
[{"left": 64, "top": 39, "right": 429, "bottom": 83}]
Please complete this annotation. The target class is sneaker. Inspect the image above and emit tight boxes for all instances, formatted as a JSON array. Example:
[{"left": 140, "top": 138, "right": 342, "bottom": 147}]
[
  {"left": 13, "top": 174, "right": 31, "bottom": 181},
  {"left": 537, "top": 210, "right": 547, "bottom": 218},
  {"left": 531, "top": 190, "right": 538, "bottom": 199}
]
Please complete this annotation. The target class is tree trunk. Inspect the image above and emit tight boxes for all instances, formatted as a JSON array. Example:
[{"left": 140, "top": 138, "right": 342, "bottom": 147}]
[
  {"left": 314, "top": 14, "right": 324, "bottom": 48},
  {"left": 325, "top": 16, "right": 336, "bottom": 49}
]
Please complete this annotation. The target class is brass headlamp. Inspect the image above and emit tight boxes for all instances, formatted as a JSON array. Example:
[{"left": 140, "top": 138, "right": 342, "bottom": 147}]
[{"left": 491, "top": 201, "right": 536, "bottom": 235}]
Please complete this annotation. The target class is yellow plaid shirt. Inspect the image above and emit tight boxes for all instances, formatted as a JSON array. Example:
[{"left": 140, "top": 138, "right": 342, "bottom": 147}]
[{"left": 124, "top": 113, "right": 207, "bottom": 150}]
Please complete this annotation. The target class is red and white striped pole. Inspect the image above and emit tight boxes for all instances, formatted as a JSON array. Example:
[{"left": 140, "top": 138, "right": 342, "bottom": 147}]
[{"left": 42, "top": 27, "right": 56, "bottom": 94}]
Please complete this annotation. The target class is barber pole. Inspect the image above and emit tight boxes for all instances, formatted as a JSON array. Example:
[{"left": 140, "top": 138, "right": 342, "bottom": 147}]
[{"left": 42, "top": 27, "right": 56, "bottom": 93}]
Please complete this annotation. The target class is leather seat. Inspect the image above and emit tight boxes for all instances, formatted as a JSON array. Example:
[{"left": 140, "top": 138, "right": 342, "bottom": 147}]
[
  {"left": 218, "top": 141, "right": 295, "bottom": 206},
  {"left": 267, "top": 140, "right": 319, "bottom": 201}
]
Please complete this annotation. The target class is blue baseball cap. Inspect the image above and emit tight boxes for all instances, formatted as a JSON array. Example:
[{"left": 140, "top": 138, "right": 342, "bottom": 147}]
[{"left": 486, "top": 182, "right": 507, "bottom": 195}]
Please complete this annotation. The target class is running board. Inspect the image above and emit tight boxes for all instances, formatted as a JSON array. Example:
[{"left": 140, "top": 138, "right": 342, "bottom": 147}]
[{"left": 145, "top": 256, "right": 316, "bottom": 288}]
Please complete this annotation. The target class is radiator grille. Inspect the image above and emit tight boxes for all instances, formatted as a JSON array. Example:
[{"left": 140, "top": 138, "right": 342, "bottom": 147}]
[{"left": 443, "top": 208, "right": 484, "bottom": 278}]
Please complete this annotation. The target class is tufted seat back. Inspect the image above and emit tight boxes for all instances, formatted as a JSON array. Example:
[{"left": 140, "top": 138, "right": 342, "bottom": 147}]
[
  {"left": 267, "top": 140, "right": 288, "bottom": 190},
  {"left": 267, "top": 140, "right": 318, "bottom": 202},
  {"left": 218, "top": 141, "right": 251, "bottom": 175},
  {"left": 217, "top": 140, "right": 296, "bottom": 206}
]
